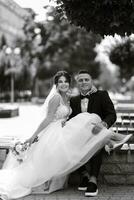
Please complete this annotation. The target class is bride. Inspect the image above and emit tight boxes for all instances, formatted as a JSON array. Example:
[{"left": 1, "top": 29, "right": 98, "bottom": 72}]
[{"left": 0, "top": 71, "right": 131, "bottom": 199}]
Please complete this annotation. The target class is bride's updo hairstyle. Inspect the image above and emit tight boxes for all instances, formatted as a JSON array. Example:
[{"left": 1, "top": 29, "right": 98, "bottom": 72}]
[{"left": 54, "top": 71, "right": 71, "bottom": 86}]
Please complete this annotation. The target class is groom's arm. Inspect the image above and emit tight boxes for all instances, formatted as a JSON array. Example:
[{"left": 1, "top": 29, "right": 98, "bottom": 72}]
[{"left": 101, "top": 91, "right": 117, "bottom": 128}]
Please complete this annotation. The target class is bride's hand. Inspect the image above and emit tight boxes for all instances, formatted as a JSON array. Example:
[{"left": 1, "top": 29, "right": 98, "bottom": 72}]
[
  {"left": 25, "top": 136, "right": 38, "bottom": 146},
  {"left": 24, "top": 137, "right": 34, "bottom": 146},
  {"left": 61, "top": 120, "right": 66, "bottom": 127}
]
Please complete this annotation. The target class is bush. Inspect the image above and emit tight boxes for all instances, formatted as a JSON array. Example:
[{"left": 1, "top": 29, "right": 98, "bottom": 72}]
[{"left": 110, "top": 39, "right": 134, "bottom": 79}]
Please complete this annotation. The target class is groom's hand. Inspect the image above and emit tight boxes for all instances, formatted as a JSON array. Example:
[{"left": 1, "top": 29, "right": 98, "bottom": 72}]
[{"left": 92, "top": 122, "right": 104, "bottom": 134}]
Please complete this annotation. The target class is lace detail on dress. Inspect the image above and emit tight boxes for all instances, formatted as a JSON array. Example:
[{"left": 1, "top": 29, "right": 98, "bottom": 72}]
[
  {"left": 54, "top": 105, "right": 71, "bottom": 121},
  {"left": 54, "top": 94, "right": 72, "bottom": 121}
]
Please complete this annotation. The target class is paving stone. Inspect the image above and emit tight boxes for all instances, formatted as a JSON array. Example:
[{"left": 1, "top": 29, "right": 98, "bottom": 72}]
[{"left": 20, "top": 185, "right": 134, "bottom": 200}]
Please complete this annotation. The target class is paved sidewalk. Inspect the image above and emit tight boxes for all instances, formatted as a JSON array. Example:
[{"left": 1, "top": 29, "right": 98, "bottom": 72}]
[
  {"left": 20, "top": 185, "right": 134, "bottom": 200},
  {"left": 0, "top": 103, "right": 41, "bottom": 140}
]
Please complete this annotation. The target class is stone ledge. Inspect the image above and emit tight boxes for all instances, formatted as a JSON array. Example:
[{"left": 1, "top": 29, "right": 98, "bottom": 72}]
[{"left": 0, "top": 106, "right": 19, "bottom": 118}]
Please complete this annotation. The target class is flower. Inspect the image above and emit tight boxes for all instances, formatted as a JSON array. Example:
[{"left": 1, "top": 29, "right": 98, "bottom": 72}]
[{"left": 12, "top": 142, "right": 30, "bottom": 163}]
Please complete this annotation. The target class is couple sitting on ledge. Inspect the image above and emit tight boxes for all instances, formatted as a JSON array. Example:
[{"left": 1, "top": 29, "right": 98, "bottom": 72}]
[{"left": 0, "top": 70, "right": 132, "bottom": 199}]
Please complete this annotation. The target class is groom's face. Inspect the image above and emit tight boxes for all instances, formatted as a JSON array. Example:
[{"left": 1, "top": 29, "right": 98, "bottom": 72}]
[{"left": 77, "top": 73, "right": 93, "bottom": 93}]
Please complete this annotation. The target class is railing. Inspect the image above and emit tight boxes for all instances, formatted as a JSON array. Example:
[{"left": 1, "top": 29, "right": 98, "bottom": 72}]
[{"left": 112, "top": 100, "right": 134, "bottom": 150}]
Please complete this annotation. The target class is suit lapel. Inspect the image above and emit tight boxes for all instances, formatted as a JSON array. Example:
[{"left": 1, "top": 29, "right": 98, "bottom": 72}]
[{"left": 76, "top": 95, "right": 81, "bottom": 113}]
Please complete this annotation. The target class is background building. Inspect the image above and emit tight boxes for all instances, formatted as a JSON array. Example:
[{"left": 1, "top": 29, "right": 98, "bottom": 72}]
[{"left": 0, "top": 0, "right": 33, "bottom": 45}]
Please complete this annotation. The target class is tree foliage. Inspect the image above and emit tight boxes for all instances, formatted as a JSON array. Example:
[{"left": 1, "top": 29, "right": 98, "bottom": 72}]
[
  {"left": 37, "top": 6, "right": 101, "bottom": 80},
  {"left": 0, "top": 37, "right": 10, "bottom": 92},
  {"left": 14, "top": 17, "right": 46, "bottom": 90},
  {"left": 0, "top": 15, "right": 43, "bottom": 92},
  {"left": 109, "top": 38, "right": 134, "bottom": 80},
  {"left": 55, "top": 0, "right": 134, "bottom": 36},
  {"left": 0, "top": 35, "right": 6, "bottom": 49}
]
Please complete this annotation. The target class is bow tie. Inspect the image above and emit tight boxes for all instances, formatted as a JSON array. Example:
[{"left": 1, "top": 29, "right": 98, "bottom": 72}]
[{"left": 80, "top": 94, "right": 90, "bottom": 99}]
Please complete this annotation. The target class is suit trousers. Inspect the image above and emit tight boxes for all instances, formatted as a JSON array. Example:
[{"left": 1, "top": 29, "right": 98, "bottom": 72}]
[{"left": 78, "top": 148, "right": 104, "bottom": 178}]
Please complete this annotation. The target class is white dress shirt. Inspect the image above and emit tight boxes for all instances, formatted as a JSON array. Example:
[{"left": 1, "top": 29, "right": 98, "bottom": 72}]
[
  {"left": 81, "top": 98, "right": 89, "bottom": 112},
  {"left": 80, "top": 91, "right": 91, "bottom": 112}
]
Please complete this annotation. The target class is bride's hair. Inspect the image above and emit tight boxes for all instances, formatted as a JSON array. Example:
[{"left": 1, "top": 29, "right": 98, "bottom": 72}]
[{"left": 54, "top": 71, "right": 71, "bottom": 85}]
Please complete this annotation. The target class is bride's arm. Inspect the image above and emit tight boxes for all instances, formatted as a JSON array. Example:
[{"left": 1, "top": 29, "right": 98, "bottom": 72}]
[{"left": 25, "top": 94, "right": 60, "bottom": 145}]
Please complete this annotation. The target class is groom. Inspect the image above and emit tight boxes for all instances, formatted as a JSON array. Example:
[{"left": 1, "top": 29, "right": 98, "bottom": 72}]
[{"left": 69, "top": 70, "right": 116, "bottom": 197}]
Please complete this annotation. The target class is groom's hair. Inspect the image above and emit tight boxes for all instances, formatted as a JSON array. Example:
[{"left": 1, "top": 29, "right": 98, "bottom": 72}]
[
  {"left": 54, "top": 71, "right": 71, "bottom": 85},
  {"left": 78, "top": 70, "right": 91, "bottom": 76},
  {"left": 76, "top": 70, "right": 92, "bottom": 81}
]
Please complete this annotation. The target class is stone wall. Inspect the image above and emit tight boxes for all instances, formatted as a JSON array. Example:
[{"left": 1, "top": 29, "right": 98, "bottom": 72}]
[
  {"left": 68, "top": 150, "right": 134, "bottom": 186},
  {"left": 100, "top": 150, "right": 134, "bottom": 185}
]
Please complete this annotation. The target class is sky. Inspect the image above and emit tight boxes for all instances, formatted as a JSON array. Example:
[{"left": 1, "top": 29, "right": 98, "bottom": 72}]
[{"left": 14, "top": 0, "right": 56, "bottom": 21}]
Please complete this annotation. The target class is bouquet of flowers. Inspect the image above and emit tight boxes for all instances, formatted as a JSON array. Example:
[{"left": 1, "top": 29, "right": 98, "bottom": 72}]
[{"left": 11, "top": 141, "right": 30, "bottom": 163}]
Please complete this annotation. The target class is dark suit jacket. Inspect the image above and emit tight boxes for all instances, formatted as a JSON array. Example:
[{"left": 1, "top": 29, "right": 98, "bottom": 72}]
[{"left": 69, "top": 90, "right": 117, "bottom": 128}]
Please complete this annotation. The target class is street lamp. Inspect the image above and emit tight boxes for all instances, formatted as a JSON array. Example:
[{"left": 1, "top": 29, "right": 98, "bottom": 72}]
[{"left": 5, "top": 47, "right": 21, "bottom": 103}]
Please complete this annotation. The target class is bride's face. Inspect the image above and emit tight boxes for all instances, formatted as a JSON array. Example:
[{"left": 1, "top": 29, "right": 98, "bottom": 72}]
[{"left": 57, "top": 76, "right": 69, "bottom": 93}]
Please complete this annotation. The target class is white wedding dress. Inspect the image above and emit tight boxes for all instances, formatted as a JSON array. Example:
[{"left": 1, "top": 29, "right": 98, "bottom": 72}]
[{"left": 0, "top": 97, "right": 112, "bottom": 199}]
